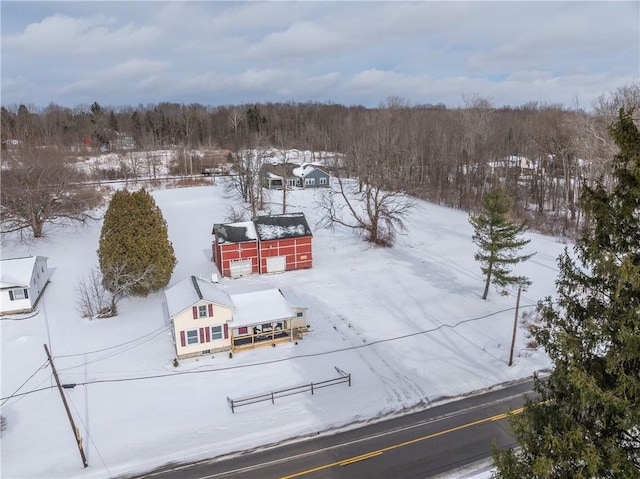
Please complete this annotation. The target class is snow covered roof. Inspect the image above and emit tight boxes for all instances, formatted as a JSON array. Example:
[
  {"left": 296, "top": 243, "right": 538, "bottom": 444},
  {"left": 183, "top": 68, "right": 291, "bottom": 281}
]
[
  {"left": 226, "top": 282, "right": 296, "bottom": 327},
  {"left": 165, "top": 276, "right": 297, "bottom": 326},
  {"left": 213, "top": 213, "right": 312, "bottom": 243},
  {"left": 0, "top": 256, "right": 46, "bottom": 289},
  {"left": 253, "top": 213, "right": 312, "bottom": 241},
  {"left": 213, "top": 221, "right": 257, "bottom": 244},
  {"left": 291, "top": 163, "right": 325, "bottom": 178},
  {"left": 165, "top": 275, "right": 233, "bottom": 317}
]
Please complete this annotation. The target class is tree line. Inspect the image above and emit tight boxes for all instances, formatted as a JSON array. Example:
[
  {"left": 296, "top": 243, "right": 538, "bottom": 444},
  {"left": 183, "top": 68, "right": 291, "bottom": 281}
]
[{"left": 2, "top": 84, "right": 639, "bottom": 238}]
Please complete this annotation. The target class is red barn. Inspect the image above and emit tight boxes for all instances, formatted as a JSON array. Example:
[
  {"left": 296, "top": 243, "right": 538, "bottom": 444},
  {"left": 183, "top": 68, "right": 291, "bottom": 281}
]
[{"left": 212, "top": 213, "right": 313, "bottom": 278}]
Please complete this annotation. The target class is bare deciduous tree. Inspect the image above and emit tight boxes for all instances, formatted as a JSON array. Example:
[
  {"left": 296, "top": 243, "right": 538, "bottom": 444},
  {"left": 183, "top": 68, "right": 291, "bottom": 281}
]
[
  {"left": 225, "top": 146, "right": 271, "bottom": 218},
  {"left": 76, "top": 267, "right": 112, "bottom": 319},
  {"left": 0, "top": 145, "right": 102, "bottom": 238},
  {"left": 316, "top": 176, "right": 415, "bottom": 246},
  {"left": 76, "top": 264, "right": 157, "bottom": 318},
  {"left": 318, "top": 101, "right": 416, "bottom": 246}
]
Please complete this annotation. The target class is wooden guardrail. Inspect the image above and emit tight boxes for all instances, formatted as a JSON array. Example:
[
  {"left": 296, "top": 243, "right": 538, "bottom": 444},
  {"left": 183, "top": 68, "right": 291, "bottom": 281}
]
[{"left": 227, "top": 367, "right": 351, "bottom": 413}]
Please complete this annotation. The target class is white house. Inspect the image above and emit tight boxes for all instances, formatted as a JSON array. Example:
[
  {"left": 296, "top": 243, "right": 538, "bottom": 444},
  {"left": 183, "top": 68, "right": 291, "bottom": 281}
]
[
  {"left": 165, "top": 276, "right": 308, "bottom": 359},
  {"left": 0, "top": 256, "right": 50, "bottom": 315}
]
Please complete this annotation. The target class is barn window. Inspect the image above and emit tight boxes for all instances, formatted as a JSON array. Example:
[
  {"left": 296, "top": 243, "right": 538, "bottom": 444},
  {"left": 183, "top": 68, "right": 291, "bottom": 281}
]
[
  {"left": 186, "top": 329, "right": 199, "bottom": 345},
  {"left": 211, "top": 325, "right": 223, "bottom": 340}
]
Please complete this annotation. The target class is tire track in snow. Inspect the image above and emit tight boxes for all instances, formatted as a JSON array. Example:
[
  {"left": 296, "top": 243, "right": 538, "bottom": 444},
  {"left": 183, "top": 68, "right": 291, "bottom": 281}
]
[{"left": 331, "top": 313, "right": 429, "bottom": 407}]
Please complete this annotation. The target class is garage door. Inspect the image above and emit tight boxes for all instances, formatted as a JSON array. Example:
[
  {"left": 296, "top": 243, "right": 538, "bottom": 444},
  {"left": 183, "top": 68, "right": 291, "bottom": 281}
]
[
  {"left": 229, "top": 259, "right": 253, "bottom": 278},
  {"left": 266, "top": 256, "right": 286, "bottom": 273}
]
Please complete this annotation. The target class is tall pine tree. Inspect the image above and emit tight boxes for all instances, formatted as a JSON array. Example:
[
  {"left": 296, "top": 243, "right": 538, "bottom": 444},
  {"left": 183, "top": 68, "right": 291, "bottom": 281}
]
[
  {"left": 470, "top": 187, "right": 535, "bottom": 299},
  {"left": 493, "top": 108, "right": 640, "bottom": 477},
  {"left": 98, "top": 189, "right": 176, "bottom": 314}
]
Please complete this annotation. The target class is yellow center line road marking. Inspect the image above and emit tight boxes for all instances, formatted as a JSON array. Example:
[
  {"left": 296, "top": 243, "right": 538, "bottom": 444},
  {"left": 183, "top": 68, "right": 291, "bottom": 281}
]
[
  {"left": 280, "top": 407, "right": 523, "bottom": 479},
  {"left": 339, "top": 451, "right": 384, "bottom": 466}
]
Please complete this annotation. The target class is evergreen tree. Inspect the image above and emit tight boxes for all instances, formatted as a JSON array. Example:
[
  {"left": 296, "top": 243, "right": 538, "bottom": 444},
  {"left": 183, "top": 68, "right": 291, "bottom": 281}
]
[
  {"left": 493, "top": 109, "right": 640, "bottom": 477},
  {"left": 470, "top": 187, "right": 534, "bottom": 299},
  {"left": 98, "top": 189, "right": 176, "bottom": 314}
]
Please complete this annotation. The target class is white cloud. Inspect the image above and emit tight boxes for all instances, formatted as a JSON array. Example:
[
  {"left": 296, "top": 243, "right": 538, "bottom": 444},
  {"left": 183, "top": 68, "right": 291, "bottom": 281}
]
[
  {"left": 3, "top": 13, "right": 159, "bottom": 57},
  {"left": 244, "top": 21, "right": 350, "bottom": 60},
  {"left": 1, "top": 1, "right": 637, "bottom": 108}
]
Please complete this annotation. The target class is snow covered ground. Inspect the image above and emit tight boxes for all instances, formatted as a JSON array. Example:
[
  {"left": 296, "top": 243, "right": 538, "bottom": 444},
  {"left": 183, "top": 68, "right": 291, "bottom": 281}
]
[{"left": 0, "top": 180, "right": 568, "bottom": 478}]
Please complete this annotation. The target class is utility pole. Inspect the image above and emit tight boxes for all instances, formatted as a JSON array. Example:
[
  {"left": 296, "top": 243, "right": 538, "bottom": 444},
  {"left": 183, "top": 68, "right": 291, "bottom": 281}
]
[
  {"left": 508, "top": 286, "right": 522, "bottom": 367},
  {"left": 43, "top": 344, "right": 88, "bottom": 468}
]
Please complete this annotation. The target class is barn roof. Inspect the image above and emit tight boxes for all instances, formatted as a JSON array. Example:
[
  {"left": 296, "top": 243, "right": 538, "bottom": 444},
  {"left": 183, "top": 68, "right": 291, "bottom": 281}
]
[
  {"left": 253, "top": 213, "right": 312, "bottom": 241},
  {"left": 213, "top": 221, "right": 257, "bottom": 244}
]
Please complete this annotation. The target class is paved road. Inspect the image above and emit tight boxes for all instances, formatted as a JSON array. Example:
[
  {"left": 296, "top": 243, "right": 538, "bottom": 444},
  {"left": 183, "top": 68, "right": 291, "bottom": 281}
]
[{"left": 132, "top": 378, "right": 535, "bottom": 479}]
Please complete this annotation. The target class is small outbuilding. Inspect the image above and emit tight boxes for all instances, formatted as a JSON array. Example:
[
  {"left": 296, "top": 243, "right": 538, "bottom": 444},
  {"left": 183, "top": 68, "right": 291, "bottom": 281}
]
[
  {"left": 165, "top": 276, "right": 308, "bottom": 359},
  {"left": 0, "top": 256, "right": 50, "bottom": 315}
]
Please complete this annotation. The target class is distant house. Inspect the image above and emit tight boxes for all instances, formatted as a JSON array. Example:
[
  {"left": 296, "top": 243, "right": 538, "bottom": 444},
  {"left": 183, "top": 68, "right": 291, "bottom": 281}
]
[
  {"left": 487, "top": 156, "right": 537, "bottom": 179},
  {"left": 212, "top": 213, "right": 313, "bottom": 278},
  {"left": 262, "top": 163, "right": 330, "bottom": 190},
  {"left": 293, "top": 164, "right": 330, "bottom": 189},
  {"left": 165, "top": 276, "right": 308, "bottom": 359},
  {"left": 0, "top": 256, "right": 50, "bottom": 315}
]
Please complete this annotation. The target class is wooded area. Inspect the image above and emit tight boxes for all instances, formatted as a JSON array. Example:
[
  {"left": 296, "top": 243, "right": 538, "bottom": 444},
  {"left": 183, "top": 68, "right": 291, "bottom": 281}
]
[{"left": 1, "top": 84, "right": 638, "bottom": 237}]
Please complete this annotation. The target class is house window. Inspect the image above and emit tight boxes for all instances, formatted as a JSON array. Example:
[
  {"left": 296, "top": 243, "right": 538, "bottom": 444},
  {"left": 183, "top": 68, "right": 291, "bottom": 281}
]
[
  {"left": 9, "top": 289, "right": 28, "bottom": 301},
  {"left": 186, "top": 329, "right": 199, "bottom": 345},
  {"left": 305, "top": 178, "right": 315, "bottom": 186},
  {"left": 198, "top": 305, "right": 208, "bottom": 318},
  {"left": 211, "top": 325, "right": 222, "bottom": 340},
  {"left": 319, "top": 177, "right": 327, "bottom": 185},
  {"left": 296, "top": 312, "right": 304, "bottom": 317}
]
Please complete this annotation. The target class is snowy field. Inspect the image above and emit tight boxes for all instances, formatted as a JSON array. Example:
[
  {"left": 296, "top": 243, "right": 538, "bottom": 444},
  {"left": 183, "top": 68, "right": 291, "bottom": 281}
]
[{"left": 0, "top": 180, "right": 568, "bottom": 478}]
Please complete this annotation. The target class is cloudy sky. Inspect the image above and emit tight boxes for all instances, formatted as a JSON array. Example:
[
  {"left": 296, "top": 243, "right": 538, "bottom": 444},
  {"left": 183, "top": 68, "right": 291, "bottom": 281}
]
[{"left": 1, "top": 1, "right": 638, "bottom": 110}]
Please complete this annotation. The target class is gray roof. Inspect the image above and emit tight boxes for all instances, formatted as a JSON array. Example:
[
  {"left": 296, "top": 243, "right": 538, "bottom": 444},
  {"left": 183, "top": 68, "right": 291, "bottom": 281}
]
[{"left": 213, "top": 221, "right": 257, "bottom": 244}]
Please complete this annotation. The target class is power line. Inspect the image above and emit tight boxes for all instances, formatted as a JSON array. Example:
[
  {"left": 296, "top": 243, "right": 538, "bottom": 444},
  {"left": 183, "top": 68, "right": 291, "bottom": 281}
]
[
  {"left": 0, "top": 360, "right": 49, "bottom": 407},
  {"left": 54, "top": 324, "right": 170, "bottom": 358},
  {"left": 1, "top": 303, "right": 539, "bottom": 401},
  {"left": 56, "top": 326, "right": 170, "bottom": 374},
  {"left": 0, "top": 385, "right": 55, "bottom": 403},
  {"left": 71, "top": 303, "right": 541, "bottom": 387},
  {"left": 66, "top": 393, "right": 112, "bottom": 477}
]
